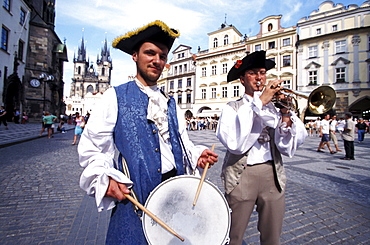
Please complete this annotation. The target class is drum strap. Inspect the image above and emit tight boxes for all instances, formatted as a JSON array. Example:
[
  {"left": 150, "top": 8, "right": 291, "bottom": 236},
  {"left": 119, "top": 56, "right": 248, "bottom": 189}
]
[
  {"left": 120, "top": 155, "right": 141, "bottom": 217},
  {"left": 177, "top": 131, "right": 195, "bottom": 175}
]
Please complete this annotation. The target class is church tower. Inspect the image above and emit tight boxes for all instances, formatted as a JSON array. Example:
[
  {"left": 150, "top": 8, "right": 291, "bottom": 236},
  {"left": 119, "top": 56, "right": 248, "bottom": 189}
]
[{"left": 70, "top": 38, "right": 112, "bottom": 98}]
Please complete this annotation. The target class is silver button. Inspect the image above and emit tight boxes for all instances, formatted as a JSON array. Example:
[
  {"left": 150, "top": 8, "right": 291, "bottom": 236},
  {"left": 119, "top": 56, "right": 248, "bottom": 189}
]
[{"left": 155, "top": 148, "right": 159, "bottom": 152}]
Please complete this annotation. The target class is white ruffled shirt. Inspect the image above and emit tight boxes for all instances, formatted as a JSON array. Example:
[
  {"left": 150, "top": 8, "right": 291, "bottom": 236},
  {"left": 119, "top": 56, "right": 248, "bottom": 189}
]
[
  {"left": 78, "top": 80, "right": 206, "bottom": 212},
  {"left": 216, "top": 92, "right": 307, "bottom": 165}
]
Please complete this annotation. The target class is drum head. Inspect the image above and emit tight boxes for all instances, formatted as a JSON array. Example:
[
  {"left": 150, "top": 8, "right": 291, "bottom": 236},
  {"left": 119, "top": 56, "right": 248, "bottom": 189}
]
[{"left": 143, "top": 175, "right": 230, "bottom": 245}]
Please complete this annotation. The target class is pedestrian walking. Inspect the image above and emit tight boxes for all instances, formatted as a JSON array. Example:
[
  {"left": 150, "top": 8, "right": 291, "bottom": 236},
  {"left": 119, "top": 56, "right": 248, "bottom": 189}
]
[
  {"left": 42, "top": 112, "right": 57, "bottom": 139},
  {"left": 0, "top": 106, "right": 8, "bottom": 130},
  {"left": 317, "top": 113, "right": 336, "bottom": 154},
  {"left": 77, "top": 20, "right": 218, "bottom": 245},
  {"left": 340, "top": 112, "right": 355, "bottom": 160},
  {"left": 216, "top": 50, "right": 307, "bottom": 245},
  {"left": 355, "top": 118, "right": 368, "bottom": 143},
  {"left": 329, "top": 115, "right": 341, "bottom": 152},
  {"left": 71, "top": 112, "right": 85, "bottom": 145}
]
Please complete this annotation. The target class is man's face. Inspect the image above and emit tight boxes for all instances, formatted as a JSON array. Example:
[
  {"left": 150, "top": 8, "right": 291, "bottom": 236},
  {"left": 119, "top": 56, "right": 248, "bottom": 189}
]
[
  {"left": 132, "top": 41, "right": 168, "bottom": 86},
  {"left": 239, "top": 68, "right": 266, "bottom": 96}
]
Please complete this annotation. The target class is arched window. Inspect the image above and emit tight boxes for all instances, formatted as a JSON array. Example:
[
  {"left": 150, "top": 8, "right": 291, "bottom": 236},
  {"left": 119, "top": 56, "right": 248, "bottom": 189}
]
[
  {"left": 77, "top": 66, "right": 81, "bottom": 75},
  {"left": 102, "top": 68, "right": 105, "bottom": 76},
  {"left": 213, "top": 38, "right": 218, "bottom": 48},
  {"left": 87, "top": 85, "right": 94, "bottom": 93},
  {"left": 224, "top": 35, "right": 229, "bottom": 45}
]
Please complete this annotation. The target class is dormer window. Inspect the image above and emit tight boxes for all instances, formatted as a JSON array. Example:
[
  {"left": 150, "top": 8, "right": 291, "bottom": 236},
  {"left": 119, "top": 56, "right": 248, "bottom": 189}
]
[
  {"left": 213, "top": 38, "right": 218, "bottom": 48},
  {"left": 268, "top": 23, "right": 273, "bottom": 31}
]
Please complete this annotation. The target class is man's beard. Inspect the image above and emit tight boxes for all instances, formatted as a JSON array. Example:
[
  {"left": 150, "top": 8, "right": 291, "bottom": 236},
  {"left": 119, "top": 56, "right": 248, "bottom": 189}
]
[{"left": 138, "top": 67, "right": 160, "bottom": 85}]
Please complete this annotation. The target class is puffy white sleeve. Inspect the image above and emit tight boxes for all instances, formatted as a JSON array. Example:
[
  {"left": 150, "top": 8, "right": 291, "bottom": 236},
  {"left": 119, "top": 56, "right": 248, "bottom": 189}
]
[
  {"left": 78, "top": 88, "right": 133, "bottom": 212},
  {"left": 274, "top": 111, "right": 308, "bottom": 158},
  {"left": 216, "top": 95, "right": 279, "bottom": 155},
  {"left": 176, "top": 105, "right": 206, "bottom": 176}
]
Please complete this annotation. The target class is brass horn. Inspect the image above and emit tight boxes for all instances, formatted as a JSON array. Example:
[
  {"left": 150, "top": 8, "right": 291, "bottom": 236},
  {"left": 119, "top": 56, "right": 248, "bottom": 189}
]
[{"left": 274, "top": 85, "right": 336, "bottom": 115}]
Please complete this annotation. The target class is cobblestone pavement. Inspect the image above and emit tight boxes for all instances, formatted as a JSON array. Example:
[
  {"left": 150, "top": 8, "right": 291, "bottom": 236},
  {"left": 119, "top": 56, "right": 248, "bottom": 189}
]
[{"left": 0, "top": 127, "right": 369, "bottom": 244}]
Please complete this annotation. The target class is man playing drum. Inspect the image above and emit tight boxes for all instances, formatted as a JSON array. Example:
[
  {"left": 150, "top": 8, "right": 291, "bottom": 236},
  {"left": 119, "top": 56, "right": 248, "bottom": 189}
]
[
  {"left": 78, "top": 20, "right": 218, "bottom": 244},
  {"left": 216, "top": 51, "right": 307, "bottom": 245}
]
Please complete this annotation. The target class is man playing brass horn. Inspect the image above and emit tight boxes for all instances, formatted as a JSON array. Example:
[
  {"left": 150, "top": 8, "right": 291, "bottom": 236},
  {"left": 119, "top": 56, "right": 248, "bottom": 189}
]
[
  {"left": 216, "top": 50, "right": 307, "bottom": 245},
  {"left": 78, "top": 21, "right": 218, "bottom": 244}
]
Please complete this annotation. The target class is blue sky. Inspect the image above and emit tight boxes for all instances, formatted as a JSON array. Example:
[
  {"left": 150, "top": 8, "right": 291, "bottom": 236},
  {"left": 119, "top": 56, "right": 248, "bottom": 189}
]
[{"left": 55, "top": 0, "right": 365, "bottom": 96}]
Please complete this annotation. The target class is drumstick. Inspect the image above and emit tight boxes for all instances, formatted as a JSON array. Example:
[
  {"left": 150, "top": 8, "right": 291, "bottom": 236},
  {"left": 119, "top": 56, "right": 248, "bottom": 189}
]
[
  {"left": 193, "top": 144, "right": 216, "bottom": 206},
  {"left": 124, "top": 194, "right": 185, "bottom": 242}
]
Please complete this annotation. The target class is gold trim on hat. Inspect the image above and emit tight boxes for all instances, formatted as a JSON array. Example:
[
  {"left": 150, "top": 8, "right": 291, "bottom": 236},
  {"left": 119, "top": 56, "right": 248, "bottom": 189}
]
[{"left": 112, "top": 20, "right": 180, "bottom": 48}]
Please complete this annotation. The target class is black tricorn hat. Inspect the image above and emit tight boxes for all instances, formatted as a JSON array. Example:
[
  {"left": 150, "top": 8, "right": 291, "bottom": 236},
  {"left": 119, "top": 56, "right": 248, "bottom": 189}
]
[
  {"left": 227, "top": 50, "right": 275, "bottom": 82},
  {"left": 112, "top": 20, "right": 180, "bottom": 55}
]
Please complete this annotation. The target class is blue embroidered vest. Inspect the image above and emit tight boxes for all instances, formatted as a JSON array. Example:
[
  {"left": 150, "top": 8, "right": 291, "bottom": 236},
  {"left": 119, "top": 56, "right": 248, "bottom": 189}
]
[{"left": 106, "top": 81, "right": 184, "bottom": 244}]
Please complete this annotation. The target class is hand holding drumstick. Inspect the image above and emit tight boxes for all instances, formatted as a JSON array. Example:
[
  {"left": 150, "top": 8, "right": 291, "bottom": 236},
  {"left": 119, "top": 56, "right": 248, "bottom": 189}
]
[{"left": 193, "top": 144, "right": 217, "bottom": 206}]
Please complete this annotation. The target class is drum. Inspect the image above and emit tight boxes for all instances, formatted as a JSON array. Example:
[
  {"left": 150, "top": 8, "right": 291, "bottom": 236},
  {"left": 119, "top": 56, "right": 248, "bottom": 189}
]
[{"left": 142, "top": 175, "right": 230, "bottom": 245}]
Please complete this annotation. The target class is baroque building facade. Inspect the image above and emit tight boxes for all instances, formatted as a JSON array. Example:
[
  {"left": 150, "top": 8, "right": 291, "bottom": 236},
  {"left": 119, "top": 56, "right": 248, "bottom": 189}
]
[
  {"left": 1, "top": 0, "right": 67, "bottom": 122},
  {"left": 65, "top": 38, "right": 112, "bottom": 115},
  {"left": 166, "top": 45, "right": 197, "bottom": 118},
  {"left": 297, "top": 1, "right": 370, "bottom": 119},
  {"left": 194, "top": 22, "right": 246, "bottom": 118}
]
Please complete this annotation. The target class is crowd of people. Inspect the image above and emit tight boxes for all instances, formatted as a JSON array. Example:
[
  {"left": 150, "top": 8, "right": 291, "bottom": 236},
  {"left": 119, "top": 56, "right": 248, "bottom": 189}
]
[
  {"left": 306, "top": 113, "right": 369, "bottom": 161},
  {"left": 185, "top": 117, "right": 218, "bottom": 131}
]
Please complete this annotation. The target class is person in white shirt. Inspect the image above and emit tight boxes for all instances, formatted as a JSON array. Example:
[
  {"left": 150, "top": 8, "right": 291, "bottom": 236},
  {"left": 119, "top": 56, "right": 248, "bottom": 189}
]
[
  {"left": 78, "top": 21, "right": 218, "bottom": 244},
  {"left": 329, "top": 115, "right": 342, "bottom": 152},
  {"left": 216, "top": 51, "right": 307, "bottom": 245},
  {"left": 317, "top": 113, "right": 336, "bottom": 154}
]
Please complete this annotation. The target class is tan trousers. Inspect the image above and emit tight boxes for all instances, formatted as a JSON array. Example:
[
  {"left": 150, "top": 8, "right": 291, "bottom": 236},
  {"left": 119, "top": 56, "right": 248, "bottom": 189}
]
[
  {"left": 225, "top": 162, "right": 285, "bottom": 245},
  {"left": 330, "top": 131, "right": 338, "bottom": 145}
]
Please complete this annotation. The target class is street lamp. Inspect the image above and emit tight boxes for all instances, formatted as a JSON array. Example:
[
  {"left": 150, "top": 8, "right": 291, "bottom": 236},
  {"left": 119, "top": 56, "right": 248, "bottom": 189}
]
[{"left": 39, "top": 73, "right": 54, "bottom": 112}]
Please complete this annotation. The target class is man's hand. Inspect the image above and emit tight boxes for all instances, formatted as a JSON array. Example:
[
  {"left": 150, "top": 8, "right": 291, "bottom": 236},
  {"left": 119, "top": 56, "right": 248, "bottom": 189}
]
[
  {"left": 105, "top": 177, "right": 130, "bottom": 201},
  {"left": 197, "top": 149, "right": 218, "bottom": 169}
]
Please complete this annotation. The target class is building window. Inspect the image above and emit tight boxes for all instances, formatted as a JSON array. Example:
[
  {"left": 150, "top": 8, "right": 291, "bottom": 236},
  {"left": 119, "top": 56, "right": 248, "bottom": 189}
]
[
  {"left": 170, "top": 80, "right": 174, "bottom": 89},
  {"left": 282, "top": 79, "right": 291, "bottom": 89},
  {"left": 3, "top": 0, "right": 10, "bottom": 11},
  {"left": 316, "top": 28, "right": 321, "bottom": 35},
  {"left": 20, "top": 8, "right": 26, "bottom": 25},
  {"left": 268, "top": 23, "right": 273, "bottom": 31},
  {"left": 336, "top": 67, "right": 346, "bottom": 83},
  {"left": 179, "top": 65, "right": 182, "bottom": 74},
  {"left": 187, "top": 78, "right": 191, "bottom": 87},
  {"left": 283, "top": 55, "right": 291, "bottom": 67},
  {"left": 308, "top": 46, "right": 318, "bottom": 58},
  {"left": 255, "top": 44, "right": 261, "bottom": 51},
  {"left": 18, "top": 39, "right": 24, "bottom": 61},
  {"left": 309, "top": 70, "right": 317, "bottom": 85},
  {"left": 222, "top": 63, "right": 228, "bottom": 74},
  {"left": 87, "top": 85, "right": 94, "bottom": 93},
  {"left": 186, "top": 94, "right": 191, "bottom": 103},
  {"left": 211, "top": 65, "right": 217, "bottom": 75},
  {"left": 332, "top": 25, "right": 338, "bottom": 32},
  {"left": 201, "top": 89, "right": 206, "bottom": 99},
  {"left": 177, "top": 94, "right": 182, "bottom": 104},
  {"left": 178, "top": 79, "right": 182, "bottom": 88},
  {"left": 174, "top": 66, "right": 177, "bottom": 75},
  {"left": 283, "top": 38, "right": 290, "bottom": 46},
  {"left": 224, "top": 35, "right": 229, "bottom": 45},
  {"left": 201, "top": 67, "right": 206, "bottom": 77},
  {"left": 77, "top": 66, "right": 81, "bottom": 74},
  {"left": 222, "top": 87, "right": 227, "bottom": 98},
  {"left": 211, "top": 88, "right": 216, "bottom": 99},
  {"left": 233, "top": 86, "right": 239, "bottom": 97},
  {"left": 335, "top": 40, "right": 346, "bottom": 54},
  {"left": 213, "top": 38, "right": 218, "bottom": 48},
  {"left": 268, "top": 41, "right": 275, "bottom": 49},
  {"left": 1, "top": 26, "right": 9, "bottom": 51},
  {"left": 184, "top": 64, "right": 187, "bottom": 72}
]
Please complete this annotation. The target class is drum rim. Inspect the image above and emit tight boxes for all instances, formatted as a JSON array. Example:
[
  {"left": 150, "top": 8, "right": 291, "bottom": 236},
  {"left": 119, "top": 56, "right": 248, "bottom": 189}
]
[{"left": 142, "top": 175, "right": 231, "bottom": 245}]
